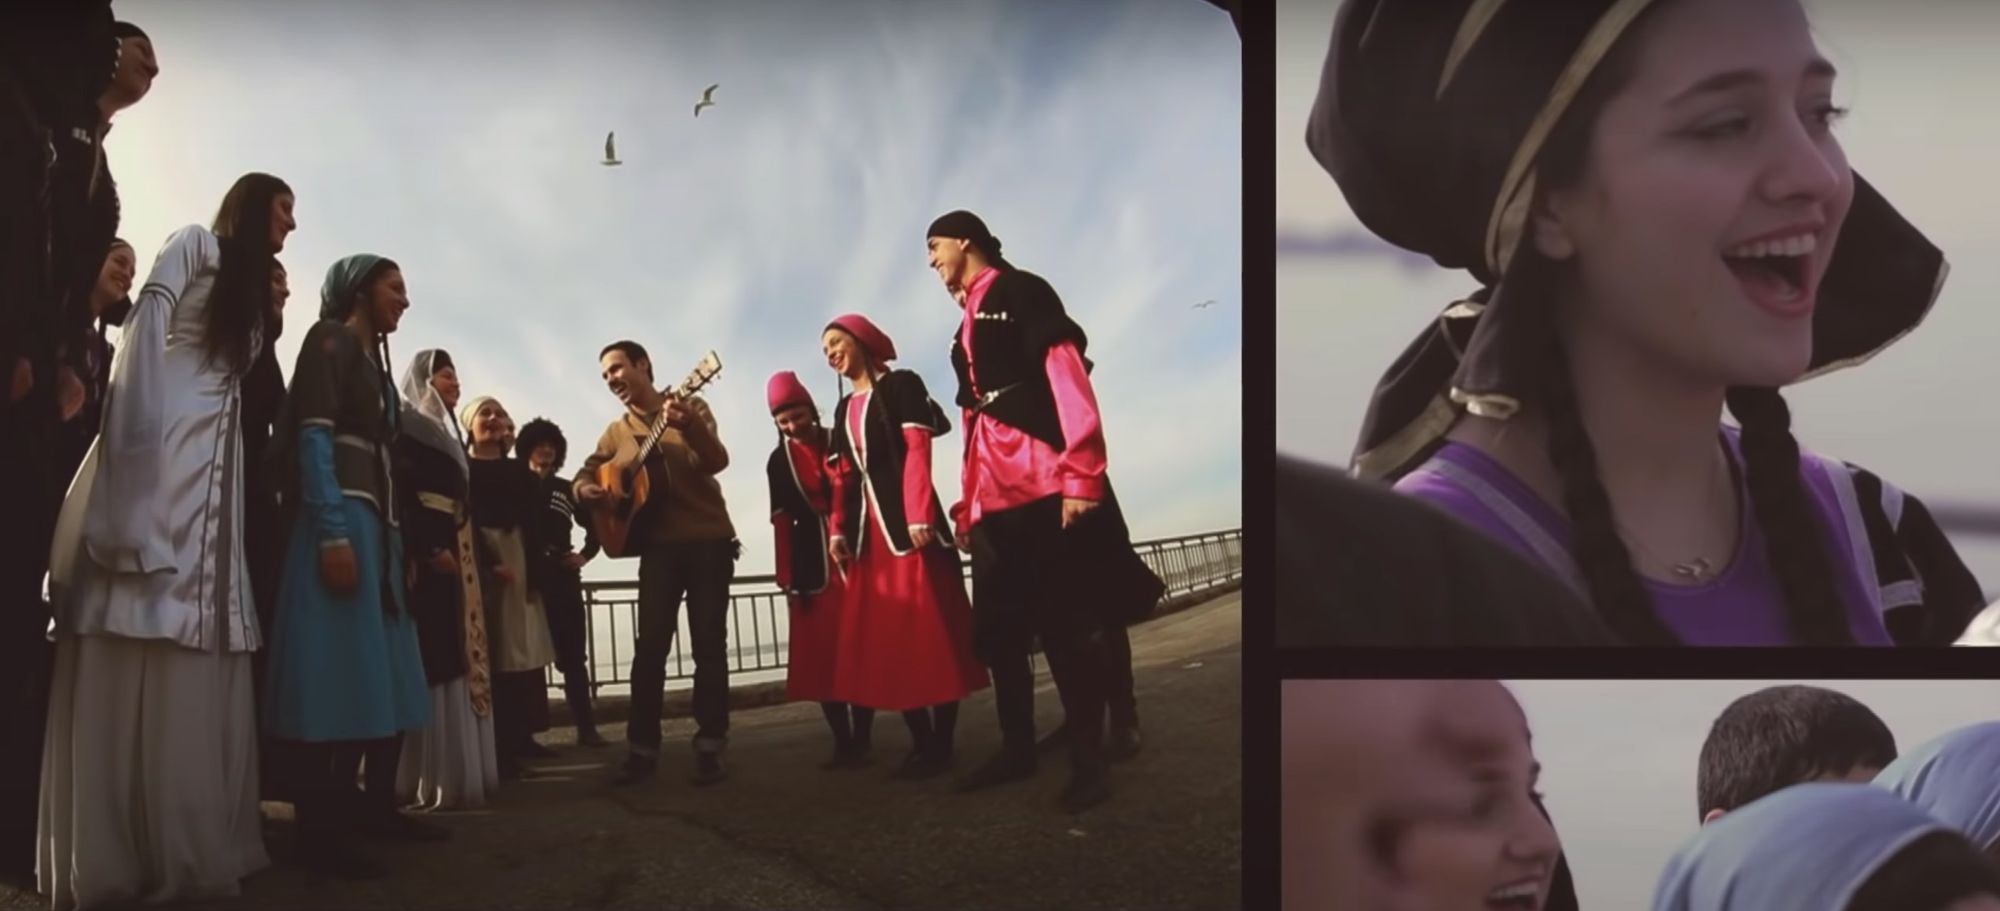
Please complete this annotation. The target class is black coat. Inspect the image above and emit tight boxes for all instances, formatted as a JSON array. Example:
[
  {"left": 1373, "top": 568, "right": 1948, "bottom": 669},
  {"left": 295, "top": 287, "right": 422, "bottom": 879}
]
[
  {"left": 396, "top": 438, "right": 473, "bottom": 684},
  {"left": 827, "top": 370, "right": 954, "bottom": 557},
  {"left": 948, "top": 268, "right": 1089, "bottom": 453}
]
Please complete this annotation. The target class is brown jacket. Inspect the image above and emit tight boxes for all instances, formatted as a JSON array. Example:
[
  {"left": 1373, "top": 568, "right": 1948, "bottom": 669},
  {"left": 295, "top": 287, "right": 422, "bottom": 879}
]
[{"left": 574, "top": 395, "right": 736, "bottom": 546}]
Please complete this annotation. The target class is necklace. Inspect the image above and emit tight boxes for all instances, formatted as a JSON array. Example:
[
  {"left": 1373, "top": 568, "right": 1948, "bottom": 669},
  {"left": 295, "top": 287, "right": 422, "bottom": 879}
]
[{"left": 1670, "top": 557, "right": 1715, "bottom": 583}]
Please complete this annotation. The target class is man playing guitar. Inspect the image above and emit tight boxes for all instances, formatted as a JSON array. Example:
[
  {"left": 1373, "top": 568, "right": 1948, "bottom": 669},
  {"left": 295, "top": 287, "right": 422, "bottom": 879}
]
[{"left": 574, "top": 340, "right": 737, "bottom": 787}]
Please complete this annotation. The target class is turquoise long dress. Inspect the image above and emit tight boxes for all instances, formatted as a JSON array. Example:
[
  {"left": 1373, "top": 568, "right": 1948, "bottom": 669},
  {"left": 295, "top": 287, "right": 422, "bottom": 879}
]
[{"left": 261, "top": 319, "right": 430, "bottom": 743}]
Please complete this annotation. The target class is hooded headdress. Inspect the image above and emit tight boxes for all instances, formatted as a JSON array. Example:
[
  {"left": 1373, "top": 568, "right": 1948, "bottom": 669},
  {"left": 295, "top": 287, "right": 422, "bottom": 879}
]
[
  {"left": 398, "top": 349, "right": 467, "bottom": 477},
  {"left": 1309, "top": 0, "right": 1948, "bottom": 480}
]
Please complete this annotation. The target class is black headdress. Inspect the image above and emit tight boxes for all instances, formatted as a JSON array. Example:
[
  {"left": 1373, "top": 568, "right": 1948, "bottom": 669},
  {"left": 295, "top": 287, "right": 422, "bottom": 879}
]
[{"left": 1310, "top": 0, "right": 1947, "bottom": 480}]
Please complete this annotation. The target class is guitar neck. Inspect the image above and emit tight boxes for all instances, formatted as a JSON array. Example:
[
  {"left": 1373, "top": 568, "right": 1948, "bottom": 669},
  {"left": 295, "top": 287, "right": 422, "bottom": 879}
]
[{"left": 627, "top": 353, "right": 721, "bottom": 467}]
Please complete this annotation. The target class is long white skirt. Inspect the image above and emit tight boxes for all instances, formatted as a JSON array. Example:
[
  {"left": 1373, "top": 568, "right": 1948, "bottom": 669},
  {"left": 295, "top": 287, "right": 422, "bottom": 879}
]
[
  {"left": 396, "top": 676, "right": 500, "bottom": 811},
  {"left": 37, "top": 633, "right": 269, "bottom": 911}
]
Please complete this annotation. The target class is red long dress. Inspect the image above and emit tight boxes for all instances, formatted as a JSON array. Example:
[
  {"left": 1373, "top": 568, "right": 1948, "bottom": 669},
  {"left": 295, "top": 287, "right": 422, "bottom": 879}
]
[
  {"left": 828, "top": 388, "right": 989, "bottom": 712},
  {"left": 773, "top": 433, "right": 845, "bottom": 702}
]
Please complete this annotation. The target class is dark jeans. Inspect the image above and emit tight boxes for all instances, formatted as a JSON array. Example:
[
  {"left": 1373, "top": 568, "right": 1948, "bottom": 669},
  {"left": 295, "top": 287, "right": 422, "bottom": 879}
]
[
  {"left": 971, "top": 515, "right": 1110, "bottom": 773},
  {"left": 0, "top": 394, "right": 57, "bottom": 874},
  {"left": 627, "top": 537, "right": 735, "bottom": 756}
]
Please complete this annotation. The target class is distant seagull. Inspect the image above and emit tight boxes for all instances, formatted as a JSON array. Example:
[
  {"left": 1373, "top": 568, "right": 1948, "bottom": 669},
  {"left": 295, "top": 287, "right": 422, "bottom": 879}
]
[
  {"left": 694, "top": 83, "right": 720, "bottom": 117},
  {"left": 1192, "top": 299, "right": 1217, "bottom": 309},
  {"left": 601, "top": 131, "right": 622, "bottom": 166}
]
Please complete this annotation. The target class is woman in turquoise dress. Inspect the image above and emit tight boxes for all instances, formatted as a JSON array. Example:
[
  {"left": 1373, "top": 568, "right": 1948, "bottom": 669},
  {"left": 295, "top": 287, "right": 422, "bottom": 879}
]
[{"left": 261, "top": 253, "right": 436, "bottom": 879}]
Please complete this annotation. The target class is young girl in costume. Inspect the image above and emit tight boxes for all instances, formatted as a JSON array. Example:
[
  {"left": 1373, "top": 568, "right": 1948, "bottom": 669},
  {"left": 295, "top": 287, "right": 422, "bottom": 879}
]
[
  {"left": 822, "top": 315, "right": 989, "bottom": 780},
  {"left": 1309, "top": 0, "right": 1982, "bottom": 644}
]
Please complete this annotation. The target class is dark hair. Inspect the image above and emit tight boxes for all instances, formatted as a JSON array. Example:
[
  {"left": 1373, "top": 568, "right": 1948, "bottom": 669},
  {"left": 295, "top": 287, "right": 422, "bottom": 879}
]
[
  {"left": 1847, "top": 831, "right": 2000, "bottom": 911},
  {"left": 206, "top": 172, "right": 291, "bottom": 375},
  {"left": 1522, "top": 6, "right": 1852, "bottom": 645},
  {"left": 515, "top": 417, "right": 567, "bottom": 470},
  {"left": 1695, "top": 686, "right": 1897, "bottom": 817},
  {"left": 599, "top": 340, "right": 650, "bottom": 372}
]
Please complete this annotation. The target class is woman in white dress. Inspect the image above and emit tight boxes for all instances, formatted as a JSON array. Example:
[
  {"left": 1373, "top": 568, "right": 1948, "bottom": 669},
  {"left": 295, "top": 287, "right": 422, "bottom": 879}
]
[
  {"left": 40, "top": 171, "right": 296, "bottom": 910},
  {"left": 392, "top": 349, "right": 501, "bottom": 809}
]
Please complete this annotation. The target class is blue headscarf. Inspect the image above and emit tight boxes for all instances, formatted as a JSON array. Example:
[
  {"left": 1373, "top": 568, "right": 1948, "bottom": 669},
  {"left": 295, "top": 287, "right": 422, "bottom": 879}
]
[
  {"left": 320, "top": 253, "right": 389, "bottom": 322},
  {"left": 1875, "top": 722, "right": 2000, "bottom": 851},
  {"left": 1652, "top": 783, "right": 1947, "bottom": 911}
]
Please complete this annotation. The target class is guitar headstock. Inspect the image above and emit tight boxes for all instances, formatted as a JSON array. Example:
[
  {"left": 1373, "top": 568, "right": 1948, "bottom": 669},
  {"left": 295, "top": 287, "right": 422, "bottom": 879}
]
[{"left": 672, "top": 351, "right": 722, "bottom": 399}]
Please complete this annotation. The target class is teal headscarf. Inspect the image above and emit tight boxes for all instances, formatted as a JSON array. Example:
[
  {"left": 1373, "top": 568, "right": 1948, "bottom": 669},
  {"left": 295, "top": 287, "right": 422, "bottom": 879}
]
[
  {"left": 1652, "top": 782, "right": 1948, "bottom": 911},
  {"left": 320, "top": 253, "right": 390, "bottom": 321}
]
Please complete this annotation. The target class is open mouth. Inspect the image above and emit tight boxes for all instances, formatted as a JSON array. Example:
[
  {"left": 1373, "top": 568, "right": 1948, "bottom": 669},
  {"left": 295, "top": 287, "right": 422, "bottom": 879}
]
[
  {"left": 1721, "top": 232, "right": 1815, "bottom": 308},
  {"left": 1486, "top": 879, "right": 1541, "bottom": 911}
]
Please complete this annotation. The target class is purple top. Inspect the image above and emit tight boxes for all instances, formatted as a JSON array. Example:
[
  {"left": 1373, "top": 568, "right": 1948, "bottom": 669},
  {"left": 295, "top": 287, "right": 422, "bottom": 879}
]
[{"left": 1394, "top": 429, "right": 1893, "bottom": 645}]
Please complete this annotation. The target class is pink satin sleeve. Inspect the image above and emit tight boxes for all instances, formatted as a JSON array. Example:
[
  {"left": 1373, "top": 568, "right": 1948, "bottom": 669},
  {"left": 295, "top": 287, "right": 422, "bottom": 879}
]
[
  {"left": 953, "top": 407, "right": 975, "bottom": 533},
  {"left": 827, "top": 449, "right": 853, "bottom": 541},
  {"left": 902, "top": 427, "right": 936, "bottom": 527},
  {"left": 1045, "top": 341, "right": 1109, "bottom": 501}
]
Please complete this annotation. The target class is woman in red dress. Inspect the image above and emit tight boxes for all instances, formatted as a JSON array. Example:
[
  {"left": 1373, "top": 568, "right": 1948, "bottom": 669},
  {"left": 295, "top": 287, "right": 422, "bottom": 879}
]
[
  {"left": 821, "top": 314, "right": 989, "bottom": 780},
  {"left": 765, "top": 370, "right": 876, "bottom": 769}
]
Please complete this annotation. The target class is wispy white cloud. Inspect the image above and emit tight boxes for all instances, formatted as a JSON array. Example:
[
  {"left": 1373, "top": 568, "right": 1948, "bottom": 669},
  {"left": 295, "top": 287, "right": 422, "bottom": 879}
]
[{"left": 108, "top": 0, "right": 1239, "bottom": 579}]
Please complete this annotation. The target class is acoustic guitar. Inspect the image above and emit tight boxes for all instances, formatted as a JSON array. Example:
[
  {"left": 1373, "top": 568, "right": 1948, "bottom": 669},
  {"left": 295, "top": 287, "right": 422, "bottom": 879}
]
[{"left": 592, "top": 351, "right": 723, "bottom": 558}]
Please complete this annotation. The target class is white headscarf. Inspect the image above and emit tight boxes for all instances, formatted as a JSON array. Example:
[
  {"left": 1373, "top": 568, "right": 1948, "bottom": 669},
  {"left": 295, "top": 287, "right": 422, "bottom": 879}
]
[{"left": 398, "top": 349, "right": 467, "bottom": 477}]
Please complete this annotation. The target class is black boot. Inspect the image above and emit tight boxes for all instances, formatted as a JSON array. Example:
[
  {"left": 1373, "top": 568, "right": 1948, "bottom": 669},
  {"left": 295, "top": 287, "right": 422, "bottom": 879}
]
[
  {"left": 296, "top": 783, "right": 385, "bottom": 880},
  {"left": 1059, "top": 761, "right": 1112, "bottom": 813},
  {"left": 1106, "top": 724, "right": 1144, "bottom": 763},
  {"left": 954, "top": 744, "right": 1037, "bottom": 793}
]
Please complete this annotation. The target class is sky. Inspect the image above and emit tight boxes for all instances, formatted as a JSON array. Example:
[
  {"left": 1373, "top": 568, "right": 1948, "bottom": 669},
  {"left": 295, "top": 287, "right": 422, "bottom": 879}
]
[
  {"left": 1274, "top": 0, "right": 2000, "bottom": 584},
  {"left": 1505, "top": 680, "right": 2000, "bottom": 908},
  {"left": 105, "top": 0, "right": 1242, "bottom": 583}
]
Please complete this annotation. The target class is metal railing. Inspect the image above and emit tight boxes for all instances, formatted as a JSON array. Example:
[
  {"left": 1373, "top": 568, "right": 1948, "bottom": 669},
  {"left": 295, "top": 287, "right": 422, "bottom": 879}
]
[{"left": 548, "top": 528, "right": 1243, "bottom": 694}]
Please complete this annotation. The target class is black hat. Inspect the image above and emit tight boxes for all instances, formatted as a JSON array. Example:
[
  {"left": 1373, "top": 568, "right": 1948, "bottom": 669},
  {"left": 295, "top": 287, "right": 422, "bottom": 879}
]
[
  {"left": 927, "top": 210, "right": 1008, "bottom": 264},
  {"left": 112, "top": 22, "right": 149, "bottom": 42},
  {"left": 1309, "top": 0, "right": 1947, "bottom": 481}
]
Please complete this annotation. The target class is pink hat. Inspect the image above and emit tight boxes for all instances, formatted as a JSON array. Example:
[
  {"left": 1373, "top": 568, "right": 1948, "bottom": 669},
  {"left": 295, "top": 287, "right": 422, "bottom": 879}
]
[
  {"left": 767, "top": 370, "right": 814, "bottom": 414},
  {"left": 825, "top": 313, "right": 897, "bottom": 363}
]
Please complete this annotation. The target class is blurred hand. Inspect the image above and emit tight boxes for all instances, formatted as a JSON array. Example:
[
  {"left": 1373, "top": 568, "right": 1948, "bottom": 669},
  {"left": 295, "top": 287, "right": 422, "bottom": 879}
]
[
  {"left": 9, "top": 358, "right": 32, "bottom": 404},
  {"left": 1060, "top": 497, "right": 1100, "bottom": 530},
  {"left": 829, "top": 536, "right": 852, "bottom": 569},
  {"left": 428, "top": 549, "right": 457, "bottom": 575},
  {"left": 321, "top": 543, "right": 359, "bottom": 596},
  {"left": 577, "top": 482, "right": 608, "bottom": 503},
  {"left": 56, "top": 366, "right": 84, "bottom": 421},
  {"left": 909, "top": 526, "right": 936, "bottom": 550}
]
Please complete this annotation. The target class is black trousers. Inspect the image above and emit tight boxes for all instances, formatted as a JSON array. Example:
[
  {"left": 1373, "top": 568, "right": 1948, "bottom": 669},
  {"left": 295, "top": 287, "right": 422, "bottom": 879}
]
[
  {"left": 970, "top": 500, "right": 1115, "bottom": 773},
  {"left": 540, "top": 576, "right": 596, "bottom": 728},
  {"left": 0, "top": 392, "right": 58, "bottom": 874},
  {"left": 627, "top": 537, "right": 735, "bottom": 755}
]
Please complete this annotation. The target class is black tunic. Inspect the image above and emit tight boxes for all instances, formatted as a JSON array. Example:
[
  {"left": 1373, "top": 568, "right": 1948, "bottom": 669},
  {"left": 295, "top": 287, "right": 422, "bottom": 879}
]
[
  {"left": 395, "top": 437, "right": 473, "bottom": 683},
  {"left": 826, "top": 369, "right": 954, "bottom": 556},
  {"left": 949, "top": 267, "right": 1164, "bottom": 661},
  {"left": 467, "top": 455, "right": 542, "bottom": 653},
  {"left": 529, "top": 472, "right": 597, "bottom": 668},
  {"left": 948, "top": 268, "right": 1088, "bottom": 452},
  {"left": 766, "top": 430, "right": 832, "bottom": 597}
]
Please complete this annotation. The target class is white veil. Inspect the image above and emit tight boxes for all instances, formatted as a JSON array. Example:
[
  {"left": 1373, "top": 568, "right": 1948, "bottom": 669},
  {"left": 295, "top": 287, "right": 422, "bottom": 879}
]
[{"left": 399, "top": 348, "right": 469, "bottom": 477}]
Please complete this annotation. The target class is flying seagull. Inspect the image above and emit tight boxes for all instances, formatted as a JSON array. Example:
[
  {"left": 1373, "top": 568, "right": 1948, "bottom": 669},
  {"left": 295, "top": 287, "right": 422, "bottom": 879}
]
[
  {"left": 1192, "top": 299, "right": 1217, "bottom": 309},
  {"left": 694, "top": 83, "right": 719, "bottom": 117},
  {"left": 601, "top": 131, "right": 621, "bottom": 166}
]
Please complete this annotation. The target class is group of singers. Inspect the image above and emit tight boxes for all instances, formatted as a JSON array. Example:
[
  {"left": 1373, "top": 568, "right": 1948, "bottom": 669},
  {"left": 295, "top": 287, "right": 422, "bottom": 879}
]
[{"left": 11, "top": 177, "right": 1166, "bottom": 911}]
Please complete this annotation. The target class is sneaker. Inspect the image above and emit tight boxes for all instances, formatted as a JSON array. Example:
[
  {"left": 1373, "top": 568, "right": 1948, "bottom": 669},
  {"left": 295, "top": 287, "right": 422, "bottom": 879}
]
[
  {"left": 690, "top": 751, "right": 727, "bottom": 787},
  {"left": 610, "top": 754, "right": 658, "bottom": 787}
]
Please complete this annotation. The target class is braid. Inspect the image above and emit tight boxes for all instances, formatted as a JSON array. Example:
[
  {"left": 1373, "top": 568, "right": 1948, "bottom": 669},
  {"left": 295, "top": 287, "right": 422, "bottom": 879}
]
[
  {"left": 1724, "top": 386, "right": 1853, "bottom": 644},
  {"left": 1542, "top": 334, "right": 1679, "bottom": 644}
]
